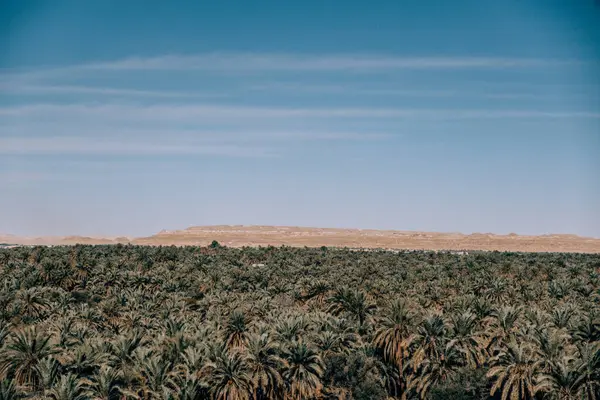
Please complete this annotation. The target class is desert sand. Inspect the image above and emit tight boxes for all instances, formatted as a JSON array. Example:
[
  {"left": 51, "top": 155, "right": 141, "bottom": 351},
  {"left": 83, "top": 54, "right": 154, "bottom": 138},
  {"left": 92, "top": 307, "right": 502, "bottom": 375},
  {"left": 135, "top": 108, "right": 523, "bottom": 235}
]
[{"left": 2, "top": 225, "right": 600, "bottom": 253}]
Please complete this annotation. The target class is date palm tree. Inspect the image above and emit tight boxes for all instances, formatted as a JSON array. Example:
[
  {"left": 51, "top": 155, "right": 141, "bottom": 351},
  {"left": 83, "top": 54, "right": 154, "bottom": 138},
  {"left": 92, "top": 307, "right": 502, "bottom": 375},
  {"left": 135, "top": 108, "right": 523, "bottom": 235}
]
[
  {"left": 45, "top": 373, "right": 90, "bottom": 400},
  {"left": 572, "top": 343, "right": 600, "bottom": 400},
  {"left": 485, "top": 306, "right": 522, "bottom": 353},
  {"left": 88, "top": 366, "right": 124, "bottom": 400},
  {"left": 36, "top": 356, "right": 60, "bottom": 393},
  {"left": 487, "top": 338, "right": 541, "bottom": 400},
  {"left": 225, "top": 310, "right": 251, "bottom": 349},
  {"left": 571, "top": 314, "right": 600, "bottom": 344},
  {"left": 282, "top": 340, "right": 324, "bottom": 400},
  {"left": 535, "top": 356, "right": 584, "bottom": 400},
  {"left": 50, "top": 316, "right": 79, "bottom": 350},
  {"left": 202, "top": 351, "right": 252, "bottom": 400},
  {"left": 532, "top": 328, "right": 571, "bottom": 369},
  {"left": 274, "top": 315, "right": 309, "bottom": 343},
  {"left": 409, "top": 342, "right": 462, "bottom": 399},
  {"left": 246, "top": 333, "right": 286, "bottom": 399},
  {"left": 412, "top": 313, "right": 447, "bottom": 369},
  {"left": 373, "top": 299, "right": 415, "bottom": 377},
  {"left": 448, "top": 310, "right": 485, "bottom": 368},
  {"left": 551, "top": 306, "right": 574, "bottom": 330},
  {"left": 63, "top": 342, "right": 107, "bottom": 378},
  {"left": 0, "top": 328, "right": 56, "bottom": 390},
  {"left": 15, "top": 288, "right": 49, "bottom": 320},
  {"left": 132, "top": 354, "right": 176, "bottom": 399},
  {"left": 328, "top": 288, "right": 376, "bottom": 326},
  {"left": 109, "top": 330, "right": 146, "bottom": 373},
  {"left": 170, "top": 376, "right": 207, "bottom": 400}
]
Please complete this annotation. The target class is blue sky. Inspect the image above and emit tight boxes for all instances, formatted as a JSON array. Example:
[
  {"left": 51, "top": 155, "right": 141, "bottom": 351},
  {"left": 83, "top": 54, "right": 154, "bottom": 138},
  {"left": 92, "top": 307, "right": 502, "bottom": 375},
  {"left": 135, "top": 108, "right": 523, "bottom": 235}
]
[{"left": 1, "top": 0, "right": 599, "bottom": 237}]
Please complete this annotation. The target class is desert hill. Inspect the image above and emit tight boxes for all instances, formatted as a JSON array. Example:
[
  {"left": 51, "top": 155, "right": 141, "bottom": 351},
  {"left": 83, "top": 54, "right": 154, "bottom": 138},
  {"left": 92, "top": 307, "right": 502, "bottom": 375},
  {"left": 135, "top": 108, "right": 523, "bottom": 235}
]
[{"left": 2, "top": 225, "right": 600, "bottom": 253}]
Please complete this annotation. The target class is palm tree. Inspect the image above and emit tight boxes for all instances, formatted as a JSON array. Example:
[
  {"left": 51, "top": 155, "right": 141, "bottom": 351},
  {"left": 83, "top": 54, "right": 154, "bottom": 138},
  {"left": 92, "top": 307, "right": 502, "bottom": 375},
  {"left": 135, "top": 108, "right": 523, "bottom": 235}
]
[
  {"left": 448, "top": 311, "right": 485, "bottom": 368},
  {"left": 88, "top": 366, "right": 124, "bottom": 400},
  {"left": 50, "top": 316, "right": 79, "bottom": 350},
  {"left": 45, "top": 373, "right": 90, "bottom": 400},
  {"left": 551, "top": 306, "right": 574, "bottom": 330},
  {"left": 328, "top": 288, "right": 376, "bottom": 326},
  {"left": 0, "top": 327, "right": 56, "bottom": 390},
  {"left": 472, "top": 297, "right": 493, "bottom": 320},
  {"left": 409, "top": 342, "right": 462, "bottom": 399},
  {"left": 36, "top": 356, "right": 60, "bottom": 392},
  {"left": 109, "top": 330, "right": 146, "bottom": 372},
  {"left": 531, "top": 328, "right": 571, "bottom": 369},
  {"left": 132, "top": 354, "right": 176, "bottom": 399},
  {"left": 485, "top": 306, "right": 521, "bottom": 353},
  {"left": 63, "top": 342, "right": 107, "bottom": 378},
  {"left": 535, "top": 356, "right": 584, "bottom": 400},
  {"left": 282, "top": 340, "right": 324, "bottom": 400},
  {"left": 305, "top": 281, "right": 330, "bottom": 306},
  {"left": 202, "top": 351, "right": 252, "bottom": 400},
  {"left": 314, "top": 330, "right": 347, "bottom": 357},
  {"left": 273, "top": 315, "right": 309, "bottom": 343},
  {"left": 170, "top": 376, "right": 207, "bottom": 400},
  {"left": 246, "top": 333, "right": 286, "bottom": 399},
  {"left": 15, "top": 288, "right": 49, "bottom": 320},
  {"left": 572, "top": 343, "right": 600, "bottom": 400},
  {"left": 161, "top": 330, "right": 190, "bottom": 365},
  {"left": 178, "top": 346, "right": 205, "bottom": 379},
  {"left": 485, "top": 278, "right": 511, "bottom": 304},
  {"left": 225, "top": 310, "right": 251, "bottom": 349},
  {"left": 373, "top": 299, "right": 415, "bottom": 373},
  {"left": 487, "top": 338, "right": 541, "bottom": 400},
  {"left": 412, "top": 313, "right": 448, "bottom": 369},
  {"left": 571, "top": 314, "right": 600, "bottom": 344}
]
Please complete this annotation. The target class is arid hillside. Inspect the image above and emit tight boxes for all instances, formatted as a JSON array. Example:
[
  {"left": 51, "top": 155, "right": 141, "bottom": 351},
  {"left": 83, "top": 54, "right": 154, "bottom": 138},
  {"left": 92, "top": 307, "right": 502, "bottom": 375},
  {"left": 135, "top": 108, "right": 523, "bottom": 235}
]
[{"left": 2, "top": 225, "right": 600, "bottom": 253}]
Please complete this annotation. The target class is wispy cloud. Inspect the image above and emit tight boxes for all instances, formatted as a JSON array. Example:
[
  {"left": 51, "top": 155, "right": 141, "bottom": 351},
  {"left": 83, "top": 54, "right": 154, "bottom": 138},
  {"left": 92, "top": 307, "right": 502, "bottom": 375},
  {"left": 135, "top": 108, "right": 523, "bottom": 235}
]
[
  {"left": 0, "top": 137, "right": 275, "bottom": 157},
  {"left": 1, "top": 103, "right": 599, "bottom": 121},
  {"left": 81, "top": 53, "right": 581, "bottom": 72},
  {"left": 3, "top": 84, "right": 225, "bottom": 99},
  {"left": 4, "top": 82, "right": 585, "bottom": 102},
  {"left": 248, "top": 82, "right": 581, "bottom": 100},
  {"left": 248, "top": 82, "right": 458, "bottom": 96},
  {"left": 0, "top": 53, "right": 584, "bottom": 82}
]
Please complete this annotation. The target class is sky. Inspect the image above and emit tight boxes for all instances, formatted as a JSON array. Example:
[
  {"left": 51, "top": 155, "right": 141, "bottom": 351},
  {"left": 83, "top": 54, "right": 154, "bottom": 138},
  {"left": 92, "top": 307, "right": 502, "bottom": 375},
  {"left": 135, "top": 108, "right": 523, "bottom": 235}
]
[{"left": 1, "top": 0, "right": 599, "bottom": 238}]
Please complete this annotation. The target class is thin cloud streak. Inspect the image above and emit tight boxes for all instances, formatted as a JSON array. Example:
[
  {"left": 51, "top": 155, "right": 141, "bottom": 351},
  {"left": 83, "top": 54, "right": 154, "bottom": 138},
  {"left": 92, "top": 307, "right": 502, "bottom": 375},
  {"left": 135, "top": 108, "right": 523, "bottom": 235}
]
[
  {"left": 248, "top": 82, "right": 582, "bottom": 100},
  {"left": 0, "top": 137, "right": 276, "bottom": 157},
  {"left": 3, "top": 82, "right": 569, "bottom": 102},
  {"left": 0, "top": 53, "right": 585, "bottom": 82},
  {"left": 3, "top": 82, "right": 586, "bottom": 102},
  {"left": 1, "top": 103, "right": 599, "bottom": 120},
  {"left": 83, "top": 53, "right": 582, "bottom": 71},
  {"left": 1, "top": 124, "right": 392, "bottom": 143},
  {"left": 5, "top": 85, "right": 225, "bottom": 99}
]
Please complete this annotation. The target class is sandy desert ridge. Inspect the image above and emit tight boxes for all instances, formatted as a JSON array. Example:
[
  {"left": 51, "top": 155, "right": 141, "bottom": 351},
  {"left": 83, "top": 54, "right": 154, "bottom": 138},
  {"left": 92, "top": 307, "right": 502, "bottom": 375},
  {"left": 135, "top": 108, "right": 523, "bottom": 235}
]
[{"left": 1, "top": 225, "right": 599, "bottom": 253}]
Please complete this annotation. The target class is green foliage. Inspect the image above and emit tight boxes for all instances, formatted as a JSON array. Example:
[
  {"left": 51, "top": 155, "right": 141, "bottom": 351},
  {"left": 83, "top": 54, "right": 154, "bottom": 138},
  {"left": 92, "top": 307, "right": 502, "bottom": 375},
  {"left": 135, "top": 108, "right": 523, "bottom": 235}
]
[{"left": 0, "top": 245, "right": 598, "bottom": 399}]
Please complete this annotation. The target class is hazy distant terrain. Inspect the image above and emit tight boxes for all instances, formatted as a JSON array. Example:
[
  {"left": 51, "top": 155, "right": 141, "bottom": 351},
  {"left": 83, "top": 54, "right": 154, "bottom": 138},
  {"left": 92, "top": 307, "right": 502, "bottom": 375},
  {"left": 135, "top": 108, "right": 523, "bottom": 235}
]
[{"left": 2, "top": 225, "right": 600, "bottom": 253}]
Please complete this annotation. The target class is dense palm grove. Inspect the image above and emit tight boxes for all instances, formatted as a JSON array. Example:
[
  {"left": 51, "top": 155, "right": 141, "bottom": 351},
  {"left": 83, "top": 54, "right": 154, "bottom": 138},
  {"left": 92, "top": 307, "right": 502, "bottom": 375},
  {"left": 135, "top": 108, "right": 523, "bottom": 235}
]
[{"left": 0, "top": 244, "right": 599, "bottom": 399}]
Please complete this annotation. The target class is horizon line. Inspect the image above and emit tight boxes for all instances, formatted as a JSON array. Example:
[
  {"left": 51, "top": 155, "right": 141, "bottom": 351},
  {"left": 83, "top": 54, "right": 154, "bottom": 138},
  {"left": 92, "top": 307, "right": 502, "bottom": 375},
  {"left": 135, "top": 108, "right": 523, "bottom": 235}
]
[{"left": 2, "top": 224, "right": 598, "bottom": 241}]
